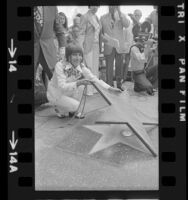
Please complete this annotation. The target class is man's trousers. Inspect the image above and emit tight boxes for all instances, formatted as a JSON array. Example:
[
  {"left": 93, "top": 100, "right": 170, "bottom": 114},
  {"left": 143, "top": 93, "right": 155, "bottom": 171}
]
[{"left": 105, "top": 48, "right": 124, "bottom": 87}]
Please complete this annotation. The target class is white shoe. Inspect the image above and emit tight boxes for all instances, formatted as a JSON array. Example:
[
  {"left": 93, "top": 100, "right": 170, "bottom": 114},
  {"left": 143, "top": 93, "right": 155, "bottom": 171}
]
[
  {"left": 54, "top": 108, "right": 66, "bottom": 118},
  {"left": 75, "top": 112, "right": 85, "bottom": 119}
]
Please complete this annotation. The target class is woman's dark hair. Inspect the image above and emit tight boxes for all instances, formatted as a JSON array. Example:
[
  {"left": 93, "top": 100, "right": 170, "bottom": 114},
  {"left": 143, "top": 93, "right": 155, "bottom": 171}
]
[
  {"left": 58, "top": 12, "right": 68, "bottom": 29},
  {"left": 65, "top": 43, "right": 83, "bottom": 61}
]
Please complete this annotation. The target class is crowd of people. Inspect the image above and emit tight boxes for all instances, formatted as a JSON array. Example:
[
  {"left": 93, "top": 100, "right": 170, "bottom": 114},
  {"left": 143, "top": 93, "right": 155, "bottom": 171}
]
[{"left": 34, "top": 6, "right": 158, "bottom": 118}]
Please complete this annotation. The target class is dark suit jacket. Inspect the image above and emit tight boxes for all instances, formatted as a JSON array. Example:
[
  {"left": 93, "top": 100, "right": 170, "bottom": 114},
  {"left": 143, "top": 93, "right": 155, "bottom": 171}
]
[
  {"left": 100, "top": 12, "right": 130, "bottom": 55},
  {"left": 34, "top": 6, "right": 66, "bottom": 71}
]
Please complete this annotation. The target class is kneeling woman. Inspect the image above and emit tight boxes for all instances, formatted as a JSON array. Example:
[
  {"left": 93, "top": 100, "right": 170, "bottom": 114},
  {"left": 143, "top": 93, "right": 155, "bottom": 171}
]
[{"left": 47, "top": 43, "right": 121, "bottom": 118}]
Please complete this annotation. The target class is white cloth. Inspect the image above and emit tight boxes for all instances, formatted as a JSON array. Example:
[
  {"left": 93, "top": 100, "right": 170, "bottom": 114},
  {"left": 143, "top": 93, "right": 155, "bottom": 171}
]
[
  {"left": 47, "top": 61, "right": 110, "bottom": 114},
  {"left": 128, "top": 46, "right": 146, "bottom": 71}
]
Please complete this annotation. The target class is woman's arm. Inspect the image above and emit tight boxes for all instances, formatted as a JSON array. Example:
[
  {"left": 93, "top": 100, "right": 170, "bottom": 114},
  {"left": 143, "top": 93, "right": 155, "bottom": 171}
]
[
  {"left": 81, "top": 63, "right": 122, "bottom": 93},
  {"left": 81, "top": 64, "right": 121, "bottom": 94},
  {"left": 81, "top": 64, "right": 110, "bottom": 89}
]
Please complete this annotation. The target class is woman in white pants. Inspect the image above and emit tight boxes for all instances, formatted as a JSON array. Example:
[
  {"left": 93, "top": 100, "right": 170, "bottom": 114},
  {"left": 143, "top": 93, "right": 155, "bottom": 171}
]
[
  {"left": 79, "top": 6, "right": 101, "bottom": 96},
  {"left": 47, "top": 43, "right": 121, "bottom": 118}
]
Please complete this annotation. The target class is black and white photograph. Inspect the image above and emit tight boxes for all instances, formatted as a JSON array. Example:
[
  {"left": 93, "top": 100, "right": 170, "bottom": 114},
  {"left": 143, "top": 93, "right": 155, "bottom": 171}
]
[{"left": 34, "top": 5, "right": 158, "bottom": 190}]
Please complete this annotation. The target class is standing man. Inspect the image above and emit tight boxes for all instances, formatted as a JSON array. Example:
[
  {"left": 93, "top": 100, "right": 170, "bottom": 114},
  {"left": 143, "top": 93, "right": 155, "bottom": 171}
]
[
  {"left": 100, "top": 6, "right": 130, "bottom": 90},
  {"left": 34, "top": 6, "right": 66, "bottom": 88},
  {"left": 122, "top": 9, "right": 142, "bottom": 82}
]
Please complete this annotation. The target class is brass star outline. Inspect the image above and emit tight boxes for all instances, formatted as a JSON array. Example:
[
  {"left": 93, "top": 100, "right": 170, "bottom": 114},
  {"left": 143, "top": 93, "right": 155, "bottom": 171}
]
[{"left": 83, "top": 83, "right": 158, "bottom": 157}]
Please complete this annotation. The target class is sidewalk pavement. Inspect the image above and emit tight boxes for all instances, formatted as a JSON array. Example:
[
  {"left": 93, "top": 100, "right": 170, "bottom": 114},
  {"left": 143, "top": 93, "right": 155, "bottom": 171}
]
[{"left": 35, "top": 82, "right": 158, "bottom": 191}]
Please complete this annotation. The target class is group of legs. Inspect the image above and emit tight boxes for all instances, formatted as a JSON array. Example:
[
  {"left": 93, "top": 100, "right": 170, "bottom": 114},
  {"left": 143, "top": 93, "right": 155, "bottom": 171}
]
[
  {"left": 105, "top": 47, "right": 158, "bottom": 95},
  {"left": 105, "top": 48, "right": 125, "bottom": 90}
]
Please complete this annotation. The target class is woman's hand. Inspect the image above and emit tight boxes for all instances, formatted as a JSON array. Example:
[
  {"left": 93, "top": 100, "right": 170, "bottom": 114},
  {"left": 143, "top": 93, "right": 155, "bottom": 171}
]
[
  {"left": 108, "top": 87, "right": 122, "bottom": 94},
  {"left": 76, "top": 79, "right": 91, "bottom": 87}
]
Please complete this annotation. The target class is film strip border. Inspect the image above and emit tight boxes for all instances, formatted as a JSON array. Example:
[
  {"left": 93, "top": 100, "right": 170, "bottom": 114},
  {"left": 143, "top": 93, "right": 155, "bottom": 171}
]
[
  {"left": 6, "top": 0, "right": 186, "bottom": 200},
  {"left": 159, "top": 3, "right": 186, "bottom": 200}
]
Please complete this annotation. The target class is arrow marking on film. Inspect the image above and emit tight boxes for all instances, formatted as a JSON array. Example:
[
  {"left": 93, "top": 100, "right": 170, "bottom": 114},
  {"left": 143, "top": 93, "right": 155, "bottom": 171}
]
[
  {"left": 8, "top": 39, "right": 17, "bottom": 58},
  {"left": 9, "top": 131, "right": 18, "bottom": 150}
]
